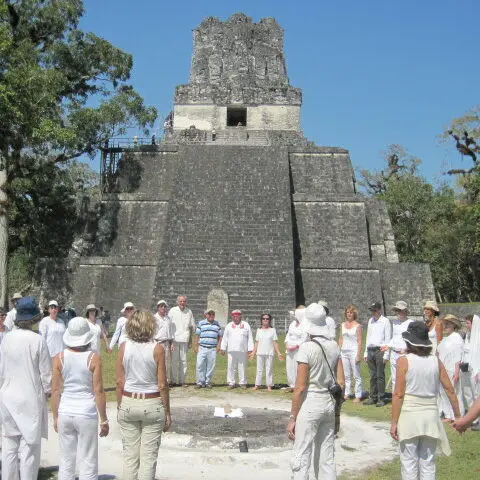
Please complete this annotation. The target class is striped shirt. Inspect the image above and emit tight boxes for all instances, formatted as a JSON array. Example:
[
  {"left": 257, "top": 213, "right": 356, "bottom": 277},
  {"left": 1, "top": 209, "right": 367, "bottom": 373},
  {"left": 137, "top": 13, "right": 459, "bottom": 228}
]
[{"left": 195, "top": 319, "right": 222, "bottom": 348}]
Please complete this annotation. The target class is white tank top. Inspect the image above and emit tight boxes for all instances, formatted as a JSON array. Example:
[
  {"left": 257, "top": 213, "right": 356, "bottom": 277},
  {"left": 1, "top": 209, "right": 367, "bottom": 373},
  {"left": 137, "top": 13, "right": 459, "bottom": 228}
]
[
  {"left": 58, "top": 349, "right": 97, "bottom": 418},
  {"left": 341, "top": 323, "right": 359, "bottom": 351},
  {"left": 428, "top": 327, "right": 438, "bottom": 354},
  {"left": 405, "top": 353, "right": 439, "bottom": 397},
  {"left": 123, "top": 340, "right": 158, "bottom": 393}
]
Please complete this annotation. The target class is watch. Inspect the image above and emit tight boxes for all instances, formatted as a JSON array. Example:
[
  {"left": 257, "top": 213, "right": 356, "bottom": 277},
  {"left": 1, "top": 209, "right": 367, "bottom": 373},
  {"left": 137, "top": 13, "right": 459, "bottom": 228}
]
[{"left": 289, "top": 414, "right": 296, "bottom": 420}]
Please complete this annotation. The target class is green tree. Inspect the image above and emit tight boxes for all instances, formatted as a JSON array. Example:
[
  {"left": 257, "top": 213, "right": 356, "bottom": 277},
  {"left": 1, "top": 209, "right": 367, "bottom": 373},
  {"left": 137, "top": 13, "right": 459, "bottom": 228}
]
[{"left": 0, "top": 1, "right": 157, "bottom": 306}]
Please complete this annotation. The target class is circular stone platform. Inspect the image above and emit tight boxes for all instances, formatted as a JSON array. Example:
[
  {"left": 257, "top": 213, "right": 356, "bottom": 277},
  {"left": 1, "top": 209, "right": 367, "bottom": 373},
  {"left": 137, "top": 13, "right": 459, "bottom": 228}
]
[{"left": 169, "top": 406, "right": 290, "bottom": 449}]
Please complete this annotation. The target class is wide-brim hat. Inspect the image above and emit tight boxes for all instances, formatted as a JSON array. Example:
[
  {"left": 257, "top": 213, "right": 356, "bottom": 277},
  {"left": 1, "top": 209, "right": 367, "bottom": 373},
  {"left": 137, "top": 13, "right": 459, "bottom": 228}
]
[
  {"left": 294, "top": 306, "right": 306, "bottom": 323},
  {"left": 394, "top": 300, "right": 408, "bottom": 312},
  {"left": 85, "top": 304, "right": 99, "bottom": 316},
  {"left": 423, "top": 300, "right": 439, "bottom": 313},
  {"left": 15, "top": 296, "right": 41, "bottom": 323},
  {"left": 121, "top": 302, "right": 135, "bottom": 314},
  {"left": 11, "top": 292, "right": 22, "bottom": 301},
  {"left": 63, "top": 317, "right": 94, "bottom": 348},
  {"left": 402, "top": 321, "right": 432, "bottom": 347},
  {"left": 318, "top": 300, "right": 330, "bottom": 314},
  {"left": 442, "top": 314, "right": 462, "bottom": 329},
  {"left": 303, "top": 303, "right": 329, "bottom": 336}
]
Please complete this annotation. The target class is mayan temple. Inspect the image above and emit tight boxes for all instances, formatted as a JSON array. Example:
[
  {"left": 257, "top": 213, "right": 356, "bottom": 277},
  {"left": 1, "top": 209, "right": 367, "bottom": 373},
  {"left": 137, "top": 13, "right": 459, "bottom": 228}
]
[{"left": 38, "top": 13, "right": 434, "bottom": 322}]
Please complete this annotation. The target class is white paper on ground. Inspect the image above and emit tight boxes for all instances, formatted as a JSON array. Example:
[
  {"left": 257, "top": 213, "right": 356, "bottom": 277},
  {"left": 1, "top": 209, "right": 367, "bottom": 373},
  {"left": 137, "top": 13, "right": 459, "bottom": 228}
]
[{"left": 214, "top": 407, "right": 244, "bottom": 418}]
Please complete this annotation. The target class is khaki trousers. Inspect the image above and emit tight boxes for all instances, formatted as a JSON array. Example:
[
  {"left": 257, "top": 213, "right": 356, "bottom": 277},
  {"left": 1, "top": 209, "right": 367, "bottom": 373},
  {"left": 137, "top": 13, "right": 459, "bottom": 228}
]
[{"left": 118, "top": 396, "right": 165, "bottom": 480}]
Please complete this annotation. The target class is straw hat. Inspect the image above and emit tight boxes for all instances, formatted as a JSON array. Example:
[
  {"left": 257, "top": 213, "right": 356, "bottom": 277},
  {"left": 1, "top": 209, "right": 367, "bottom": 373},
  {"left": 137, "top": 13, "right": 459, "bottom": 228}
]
[
  {"left": 11, "top": 292, "right": 22, "bottom": 301},
  {"left": 394, "top": 300, "right": 408, "bottom": 311},
  {"left": 63, "top": 317, "right": 94, "bottom": 348},
  {"left": 442, "top": 314, "right": 462, "bottom": 330},
  {"left": 423, "top": 301, "right": 439, "bottom": 313},
  {"left": 85, "top": 304, "right": 99, "bottom": 317}
]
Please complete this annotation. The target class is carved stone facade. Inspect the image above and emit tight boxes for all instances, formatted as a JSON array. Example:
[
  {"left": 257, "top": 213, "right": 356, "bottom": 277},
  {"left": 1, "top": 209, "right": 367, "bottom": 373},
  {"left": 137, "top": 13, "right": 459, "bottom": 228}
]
[{"left": 37, "top": 14, "right": 435, "bottom": 323}]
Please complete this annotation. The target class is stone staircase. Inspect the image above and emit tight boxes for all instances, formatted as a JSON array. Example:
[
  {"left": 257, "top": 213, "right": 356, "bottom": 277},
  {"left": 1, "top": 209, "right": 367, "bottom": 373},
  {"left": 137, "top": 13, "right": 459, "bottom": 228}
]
[
  {"left": 206, "top": 129, "right": 270, "bottom": 146},
  {"left": 152, "top": 145, "right": 295, "bottom": 319}
]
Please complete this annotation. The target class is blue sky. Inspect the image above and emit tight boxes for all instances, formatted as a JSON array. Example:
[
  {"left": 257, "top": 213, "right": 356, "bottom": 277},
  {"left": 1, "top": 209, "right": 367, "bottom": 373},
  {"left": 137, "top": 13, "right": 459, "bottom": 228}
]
[{"left": 81, "top": 0, "right": 478, "bottom": 183}]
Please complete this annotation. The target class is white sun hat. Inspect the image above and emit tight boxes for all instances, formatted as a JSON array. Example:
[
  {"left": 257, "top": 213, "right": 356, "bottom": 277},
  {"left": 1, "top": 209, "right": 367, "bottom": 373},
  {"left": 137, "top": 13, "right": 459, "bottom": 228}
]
[
  {"left": 303, "top": 303, "right": 328, "bottom": 336},
  {"left": 121, "top": 302, "right": 135, "bottom": 314},
  {"left": 63, "top": 317, "right": 94, "bottom": 348}
]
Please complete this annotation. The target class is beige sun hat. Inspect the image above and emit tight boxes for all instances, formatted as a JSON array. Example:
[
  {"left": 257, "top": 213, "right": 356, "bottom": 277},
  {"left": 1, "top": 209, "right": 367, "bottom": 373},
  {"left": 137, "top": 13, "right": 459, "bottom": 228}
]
[
  {"left": 85, "top": 304, "right": 99, "bottom": 317},
  {"left": 394, "top": 300, "right": 408, "bottom": 311},
  {"left": 11, "top": 292, "right": 22, "bottom": 301},
  {"left": 442, "top": 314, "right": 462, "bottom": 329},
  {"left": 423, "top": 301, "right": 439, "bottom": 313}
]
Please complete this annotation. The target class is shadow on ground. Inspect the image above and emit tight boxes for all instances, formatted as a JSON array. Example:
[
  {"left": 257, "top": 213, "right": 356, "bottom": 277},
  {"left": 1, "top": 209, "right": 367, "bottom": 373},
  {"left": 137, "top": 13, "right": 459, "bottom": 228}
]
[{"left": 38, "top": 466, "right": 116, "bottom": 479}]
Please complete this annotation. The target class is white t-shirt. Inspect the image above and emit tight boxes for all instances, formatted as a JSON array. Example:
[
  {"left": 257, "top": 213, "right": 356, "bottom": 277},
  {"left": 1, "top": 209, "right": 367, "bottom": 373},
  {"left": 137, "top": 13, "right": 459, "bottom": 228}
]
[
  {"left": 39, "top": 316, "right": 66, "bottom": 357},
  {"left": 168, "top": 306, "right": 195, "bottom": 343},
  {"left": 296, "top": 338, "right": 340, "bottom": 395},
  {"left": 255, "top": 328, "right": 278, "bottom": 356},
  {"left": 88, "top": 319, "right": 104, "bottom": 353},
  {"left": 220, "top": 321, "right": 254, "bottom": 353}
]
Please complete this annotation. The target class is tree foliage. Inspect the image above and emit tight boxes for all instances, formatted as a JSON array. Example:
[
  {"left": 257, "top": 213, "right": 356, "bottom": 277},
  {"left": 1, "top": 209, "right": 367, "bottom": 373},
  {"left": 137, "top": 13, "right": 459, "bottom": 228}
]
[{"left": 0, "top": 1, "right": 157, "bottom": 302}]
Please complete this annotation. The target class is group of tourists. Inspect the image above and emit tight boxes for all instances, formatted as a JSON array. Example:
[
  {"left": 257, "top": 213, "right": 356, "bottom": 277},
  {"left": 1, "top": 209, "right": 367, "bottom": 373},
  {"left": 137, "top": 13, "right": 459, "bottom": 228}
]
[{"left": 0, "top": 291, "right": 479, "bottom": 480}]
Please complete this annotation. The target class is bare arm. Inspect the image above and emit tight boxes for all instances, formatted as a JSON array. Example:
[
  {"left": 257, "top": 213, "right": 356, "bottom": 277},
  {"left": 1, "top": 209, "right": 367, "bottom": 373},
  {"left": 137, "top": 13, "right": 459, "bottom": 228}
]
[
  {"left": 438, "top": 359, "right": 461, "bottom": 418},
  {"left": 90, "top": 353, "right": 109, "bottom": 437},
  {"left": 115, "top": 343, "right": 126, "bottom": 408},
  {"left": 273, "top": 341, "right": 284, "bottom": 360},
  {"left": 435, "top": 320, "right": 443, "bottom": 343},
  {"left": 338, "top": 325, "right": 343, "bottom": 348},
  {"left": 51, "top": 355, "right": 63, "bottom": 433},
  {"left": 390, "top": 355, "right": 408, "bottom": 440},
  {"left": 336, "top": 357, "right": 345, "bottom": 389},
  {"left": 193, "top": 334, "right": 199, "bottom": 353},
  {"left": 356, "top": 325, "right": 363, "bottom": 362},
  {"left": 287, "top": 362, "right": 309, "bottom": 440},
  {"left": 154, "top": 344, "right": 171, "bottom": 431},
  {"left": 452, "top": 397, "right": 480, "bottom": 432}
]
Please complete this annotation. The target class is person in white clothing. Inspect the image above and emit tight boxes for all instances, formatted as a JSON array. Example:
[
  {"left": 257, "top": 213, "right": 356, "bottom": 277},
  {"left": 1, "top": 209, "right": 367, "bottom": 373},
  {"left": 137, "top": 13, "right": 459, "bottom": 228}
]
[
  {"left": 338, "top": 304, "right": 363, "bottom": 402},
  {"left": 0, "top": 296, "right": 51, "bottom": 480},
  {"left": 363, "top": 301, "right": 392, "bottom": 407},
  {"left": 108, "top": 301, "right": 135, "bottom": 350},
  {"left": 220, "top": 310, "right": 254, "bottom": 389},
  {"left": 423, "top": 301, "right": 443, "bottom": 355},
  {"left": 85, "top": 304, "right": 110, "bottom": 353},
  {"left": 318, "top": 300, "right": 337, "bottom": 340},
  {"left": 168, "top": 295, "right": 195, "bottom": 386},
  {"left": 51, "top": 317, "right": 109, "bottom": 479},
  {"left": 39, "top": 299, "right": 66, "bottom": 357},
  {"left": 251, "top": 314, "right": 284, "bottom": 391},
  {"left": 154, "top": 300, "right": 174, "bottom": 384},
  {"left": 116, "top": 310, "right": 171, "bottom": 480},
  {"left": 391, "top": 321, "right": 460, "bottom": 480},
  {"left": 4, "top": 292, "right": 22, "bottom": 330},
  {"left": 381, "top": 301, "right": 413, "bottom": 393},
  {"left": 287, "top": 303, "right": 345, "bottom": 480},
  {"left": 437, "top": 315, "right": 465, "bottom": 420},
  {"left": 285, "top": 306, "right": 308, "bottom": 391}
]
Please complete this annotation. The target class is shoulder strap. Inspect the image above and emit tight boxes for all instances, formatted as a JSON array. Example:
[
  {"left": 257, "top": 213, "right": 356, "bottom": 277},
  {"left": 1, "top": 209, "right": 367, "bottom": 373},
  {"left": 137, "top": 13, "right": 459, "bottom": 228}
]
[{"left": 310, "top": 338, "right": 337, "bottom": 384}]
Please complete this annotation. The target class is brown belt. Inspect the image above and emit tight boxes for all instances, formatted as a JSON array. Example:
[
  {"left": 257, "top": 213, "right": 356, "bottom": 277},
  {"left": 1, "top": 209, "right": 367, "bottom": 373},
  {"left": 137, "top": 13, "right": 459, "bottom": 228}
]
[{"left": 123, "top": 391, "right": 160, "bottom": 399}]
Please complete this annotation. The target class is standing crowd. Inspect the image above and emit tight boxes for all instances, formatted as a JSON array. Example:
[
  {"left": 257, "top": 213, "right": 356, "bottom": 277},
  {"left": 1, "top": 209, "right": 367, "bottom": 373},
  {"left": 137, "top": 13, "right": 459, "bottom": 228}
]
[{"left": 0, "top": 292, "right": 478, "bottom": 480}]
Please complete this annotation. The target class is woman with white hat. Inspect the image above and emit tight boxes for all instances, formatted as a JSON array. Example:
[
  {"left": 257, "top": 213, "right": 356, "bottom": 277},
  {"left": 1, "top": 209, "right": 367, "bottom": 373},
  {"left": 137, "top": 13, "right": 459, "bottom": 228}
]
[
  {"left": 437, "top": 314, "right": 465, "bottom": 420},
  {"left": 287, "top": 303, "right": 344, "bottom": 480},
  {"left": 85, "top": 304, "right": 110, "bottom": 353},
  {"left": 116, "top": 309, "right": 171, "bottom": 479},
  {"left": 0, "top": 296, "right": 51, "bottom": 479},
  {"left": 109, "top": 301, "right": 135, "bottom": 350},
  {"left": 423, "top": 301, "right": 442, "bottom": 355},
  {"left": 51, "top": 316, "right": 109, "bottom": 479},
  {"left": 390, "top": 321, "right": 460, "bottom": 479}
]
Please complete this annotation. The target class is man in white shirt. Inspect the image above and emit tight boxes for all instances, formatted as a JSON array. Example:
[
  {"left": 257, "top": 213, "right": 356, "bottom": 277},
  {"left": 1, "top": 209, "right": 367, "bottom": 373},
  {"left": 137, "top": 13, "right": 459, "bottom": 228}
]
[
  {"left": 154, "top": 300, "right": 174, "bottom": 383},
  {"left": 381, "top": 300, "right": 413, "bottom": 392},
  {"left": 168, "top": 295, "right": 195, "bottom": 386},
  {"left": 363, "top": 301, "right": 392, "bottom": 407},
  {"left": 220, "top": 310, "right": 254, "bottom": 389},
  {"left": 5, "top": 292, "right": 22, "bottom": 331},
  {"left": 108, "top": 301, "right": 134, "bottom": 350},
  {"left": 318, "top": 300, "right": 337, "bottom": 340}
]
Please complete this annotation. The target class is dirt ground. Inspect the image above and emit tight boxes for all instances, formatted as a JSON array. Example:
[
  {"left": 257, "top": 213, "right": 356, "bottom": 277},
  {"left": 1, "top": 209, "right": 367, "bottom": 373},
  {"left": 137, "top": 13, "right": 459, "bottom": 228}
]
[{"left": 40, "top": 388, "right": 398, "bottom": 479}]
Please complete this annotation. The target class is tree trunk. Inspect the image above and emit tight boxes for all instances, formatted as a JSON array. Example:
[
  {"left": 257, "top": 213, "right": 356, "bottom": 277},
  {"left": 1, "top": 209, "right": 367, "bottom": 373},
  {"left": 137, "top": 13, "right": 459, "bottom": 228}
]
[{"left": 0, "top": 166, "right": 8, "bottom": 309}]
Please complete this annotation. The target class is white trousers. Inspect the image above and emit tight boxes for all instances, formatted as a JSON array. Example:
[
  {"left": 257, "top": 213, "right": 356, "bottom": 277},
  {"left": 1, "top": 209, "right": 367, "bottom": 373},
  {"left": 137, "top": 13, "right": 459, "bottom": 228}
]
[
  {"left": 1, "top": 435, "right": 41, "bottom": 480},
  {"left": 118, "top": 396, "right": 165, "bottom": 480},
  {"left": 227, "top": 351, "right": 248, "bottom": 386},
  {"left": 291, "top": 394, "right": 336, "bottom": 480},
  {"left": 341, "top": 349, "right": 362, "bottom": 398},
  {"left": 439, "top": 371, "right": 465, "bottom": 420},
  {"left": 255, "top": 354, "right": 274, "bottom": 386},
  {"left": 58, "top": 415, "right": 98, "bottom": 480},
  {"left": 286, "top": 350, "right": 300, "bottom": 388},
  {"left": 171, "top": 341, "right": 188, "bottom": 385},
  {"left": 400, "top": 436, "right": 436, "bottom": 480},
  {"left": 460, "top": 369, "right": 478, "bottom": 412}
]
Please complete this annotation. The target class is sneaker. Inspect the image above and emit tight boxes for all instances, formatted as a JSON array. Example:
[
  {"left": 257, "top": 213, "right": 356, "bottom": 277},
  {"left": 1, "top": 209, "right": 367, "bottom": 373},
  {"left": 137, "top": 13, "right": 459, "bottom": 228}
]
[
  {"left": 376, "top": 400, "right": 386, "bottom": 407},
  {"left": 363, "top": 398, "right": 377, "bottom": 406}
]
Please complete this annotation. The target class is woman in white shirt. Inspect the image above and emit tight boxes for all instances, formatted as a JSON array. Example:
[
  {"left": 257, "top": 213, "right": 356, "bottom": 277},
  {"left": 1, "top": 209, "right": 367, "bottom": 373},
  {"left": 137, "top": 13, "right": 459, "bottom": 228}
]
[
  {"left": 285, "top": 306, "right": 308, "bottom": 392},
  {"left": 116, "top": 310, "right": 171, "bottom": 479},
  {"left": 251, "top": 314, "right": 284, "bottom": 391},
  {"left": 51, "top": 317, "right": 109, "bottom": 479},
  {"left": 39, "top": 300, "right": 66, "bottom": 357},
  {"left": 338, "top": 304, "right": 363, "bottom": 402},
  {"left": 437, "top": 314, "right": 465, "bottom": 420},
  {"left": 85, "top": 304, "right": 110, "bottom": 353},
  {"left": 391, "top": 321, "right": 460, "bottom": 480},
  {"left": 423, "top": 301, "right": 442, "bottom": 355}
]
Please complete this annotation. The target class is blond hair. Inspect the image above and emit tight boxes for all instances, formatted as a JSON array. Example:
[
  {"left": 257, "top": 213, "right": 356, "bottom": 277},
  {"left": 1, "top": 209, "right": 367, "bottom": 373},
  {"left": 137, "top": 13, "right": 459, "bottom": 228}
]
[
  {"left": 344, "top": 304, "right": 359, "bottom": 321},
  {"left": 125, "top": 309, "right": 156, "bottom": 343}
]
